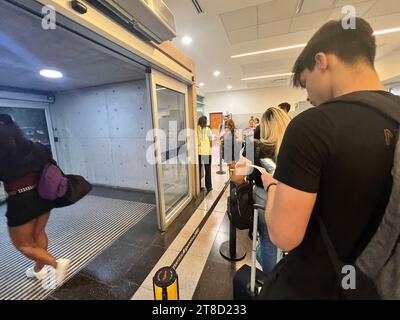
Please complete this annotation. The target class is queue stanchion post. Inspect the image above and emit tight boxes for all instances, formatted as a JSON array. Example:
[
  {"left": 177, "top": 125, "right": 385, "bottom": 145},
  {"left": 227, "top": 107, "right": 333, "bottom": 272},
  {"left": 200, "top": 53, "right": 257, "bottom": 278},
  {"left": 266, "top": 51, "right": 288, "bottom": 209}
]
[
  {"left": 216, "top": 139, "right": 226, "bottom": 175},
  {"left": 219, "top": 166, "right": 246, "bottom": 261}
]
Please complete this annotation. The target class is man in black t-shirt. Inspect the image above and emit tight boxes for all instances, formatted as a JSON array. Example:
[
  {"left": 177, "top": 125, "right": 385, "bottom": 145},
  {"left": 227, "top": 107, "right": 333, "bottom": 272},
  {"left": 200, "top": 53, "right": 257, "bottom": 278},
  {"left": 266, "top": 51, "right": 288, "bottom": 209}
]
[{"left": 234, "top": 18, "right": 398, "bottom": 298}]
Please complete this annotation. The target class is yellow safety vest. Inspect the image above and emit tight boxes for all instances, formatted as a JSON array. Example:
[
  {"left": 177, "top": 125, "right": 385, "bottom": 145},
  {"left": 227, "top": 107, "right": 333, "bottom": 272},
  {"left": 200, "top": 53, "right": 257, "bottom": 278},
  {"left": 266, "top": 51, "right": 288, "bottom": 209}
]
[{"left": 198, "top": 126, "right": 212, "bottom": 156}]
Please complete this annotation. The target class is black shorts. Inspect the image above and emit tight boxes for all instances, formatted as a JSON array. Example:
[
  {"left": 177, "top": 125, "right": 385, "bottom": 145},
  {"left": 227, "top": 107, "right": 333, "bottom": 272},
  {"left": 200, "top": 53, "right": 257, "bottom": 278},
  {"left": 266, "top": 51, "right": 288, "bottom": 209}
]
[{"left": 5, "top": 189, "right": 57, "bottom": 227}]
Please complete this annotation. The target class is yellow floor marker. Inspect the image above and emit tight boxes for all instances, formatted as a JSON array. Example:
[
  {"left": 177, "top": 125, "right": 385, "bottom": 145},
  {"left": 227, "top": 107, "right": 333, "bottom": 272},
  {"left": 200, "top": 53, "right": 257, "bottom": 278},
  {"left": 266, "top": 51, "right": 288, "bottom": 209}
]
[{"left": 153, "top": 266, "right": 179, "bottom": 300}]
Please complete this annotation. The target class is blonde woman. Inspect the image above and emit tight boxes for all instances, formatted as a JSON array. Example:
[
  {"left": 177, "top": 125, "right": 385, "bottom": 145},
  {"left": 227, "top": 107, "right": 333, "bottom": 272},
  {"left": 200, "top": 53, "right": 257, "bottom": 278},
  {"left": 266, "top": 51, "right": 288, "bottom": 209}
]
[{"left": 232, "top": 107, "right": 291, "bottom": 273}]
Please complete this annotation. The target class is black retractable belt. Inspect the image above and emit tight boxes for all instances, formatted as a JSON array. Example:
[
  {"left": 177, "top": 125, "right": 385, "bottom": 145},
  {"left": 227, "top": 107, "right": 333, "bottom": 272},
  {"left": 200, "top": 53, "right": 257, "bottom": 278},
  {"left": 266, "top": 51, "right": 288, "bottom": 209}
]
[{"left": 152, "top": 180, "right": 230, "bottom": 300}]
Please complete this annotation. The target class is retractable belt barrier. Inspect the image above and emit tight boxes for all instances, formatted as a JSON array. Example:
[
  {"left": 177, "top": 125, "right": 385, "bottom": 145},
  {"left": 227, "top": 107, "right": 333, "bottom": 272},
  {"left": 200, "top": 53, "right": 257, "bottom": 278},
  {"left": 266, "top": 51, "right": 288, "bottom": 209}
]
[{"left": 153, "top": 180, "right": 230, "bottom": 300}]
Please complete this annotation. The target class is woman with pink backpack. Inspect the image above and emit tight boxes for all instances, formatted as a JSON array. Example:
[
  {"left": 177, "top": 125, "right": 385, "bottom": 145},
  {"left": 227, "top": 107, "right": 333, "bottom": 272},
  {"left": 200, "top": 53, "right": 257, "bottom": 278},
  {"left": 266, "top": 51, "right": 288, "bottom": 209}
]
[{"left": 0, "top": 114, "right": 70, "bottom": 286}]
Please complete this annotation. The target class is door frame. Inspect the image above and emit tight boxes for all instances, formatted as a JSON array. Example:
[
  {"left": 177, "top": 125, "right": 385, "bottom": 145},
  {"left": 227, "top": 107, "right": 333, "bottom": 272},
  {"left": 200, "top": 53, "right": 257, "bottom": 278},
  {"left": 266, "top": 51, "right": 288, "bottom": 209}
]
[{"left": 147, "top": 69, "right": 194, "bottom": 231}]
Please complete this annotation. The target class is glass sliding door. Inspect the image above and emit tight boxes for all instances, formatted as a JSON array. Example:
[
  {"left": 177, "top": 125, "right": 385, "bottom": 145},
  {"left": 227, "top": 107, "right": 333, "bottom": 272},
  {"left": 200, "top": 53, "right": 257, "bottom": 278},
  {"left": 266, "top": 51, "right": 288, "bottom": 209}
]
[
  {"left": 148, "top": 70, "right": 193, "bottom": 231},
  {"left": 0, "top": 98, "right": 56, "bottom": 157},
  {"left": 0, "top": 95, "right": 56, "bottom": 202}
]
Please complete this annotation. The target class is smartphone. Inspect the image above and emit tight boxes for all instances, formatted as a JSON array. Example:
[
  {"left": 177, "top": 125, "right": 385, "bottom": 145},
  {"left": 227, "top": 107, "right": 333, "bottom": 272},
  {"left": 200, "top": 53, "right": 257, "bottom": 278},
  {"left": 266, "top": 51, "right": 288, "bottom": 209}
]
[{"left": 259, "top": 158, "right": 276, "bottom": 174}]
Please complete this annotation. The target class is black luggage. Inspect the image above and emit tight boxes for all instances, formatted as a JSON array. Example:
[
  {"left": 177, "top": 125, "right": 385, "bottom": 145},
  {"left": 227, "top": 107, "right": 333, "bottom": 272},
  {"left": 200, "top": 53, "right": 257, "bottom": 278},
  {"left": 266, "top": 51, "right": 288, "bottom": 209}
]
[
  {"left": 233, "top": 264, "right": 267, "bottom": 299},
  {"left": 233, "top": 204, "right": 268, "bottom": 299}
]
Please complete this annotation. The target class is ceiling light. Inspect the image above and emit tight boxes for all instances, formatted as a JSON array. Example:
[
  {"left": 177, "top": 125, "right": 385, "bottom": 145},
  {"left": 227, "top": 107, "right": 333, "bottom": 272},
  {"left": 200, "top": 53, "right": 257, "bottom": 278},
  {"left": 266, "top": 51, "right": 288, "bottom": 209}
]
[
  {"left": 231, "top": 44, "right": 306, "bottom": 59},
  {"left": 182, "top": 36, "right": 192, "bottom": 45},
  {"left": 213, "top": 71, "right": 221, "bottom": 77},
  {"left": 242, "top": 73, "right": 294, "bottom": 81},
  {"left": 199, "top": 82, "right": 205, "bottom": 87},
  {"left": 373, "top": 27, "right": 400, "bottom": 36},
  {"left": 227, "top": 85, "right": 232, "bottom": 89},
  {"left": 40, "top": 69, "right": 63, "bottom": 79}
]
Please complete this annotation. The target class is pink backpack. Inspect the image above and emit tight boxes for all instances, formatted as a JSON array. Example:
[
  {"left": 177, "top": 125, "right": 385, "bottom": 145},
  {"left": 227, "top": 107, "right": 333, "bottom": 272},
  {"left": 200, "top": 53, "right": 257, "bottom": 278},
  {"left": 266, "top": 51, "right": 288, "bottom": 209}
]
[{"left": 38, "top": 164, "right": 69, "bottom": 201}]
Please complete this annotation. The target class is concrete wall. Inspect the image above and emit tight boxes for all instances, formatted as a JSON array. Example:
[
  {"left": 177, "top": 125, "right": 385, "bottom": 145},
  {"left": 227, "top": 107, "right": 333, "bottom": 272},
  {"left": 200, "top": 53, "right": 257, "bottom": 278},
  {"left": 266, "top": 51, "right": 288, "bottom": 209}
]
[{"left": 51, "top": 80, "right": 155, "bottom": 191}]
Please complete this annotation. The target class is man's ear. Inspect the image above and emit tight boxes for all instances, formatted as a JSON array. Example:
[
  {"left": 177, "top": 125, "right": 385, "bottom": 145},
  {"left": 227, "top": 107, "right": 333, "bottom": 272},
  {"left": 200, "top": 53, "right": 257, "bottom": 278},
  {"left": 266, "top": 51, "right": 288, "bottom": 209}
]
[{"left": 314, "top": 52, "right": 328, "bottom": 71}]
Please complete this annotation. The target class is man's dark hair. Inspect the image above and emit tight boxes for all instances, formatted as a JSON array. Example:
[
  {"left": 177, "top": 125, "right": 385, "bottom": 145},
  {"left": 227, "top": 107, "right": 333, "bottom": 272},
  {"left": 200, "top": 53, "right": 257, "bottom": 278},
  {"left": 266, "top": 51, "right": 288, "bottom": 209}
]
[
  {"left": 278, "top": 102, "right": 291, "bottom": 113},
  {"left": 292, "top": 18, "right": 376, "bottom": 88}
]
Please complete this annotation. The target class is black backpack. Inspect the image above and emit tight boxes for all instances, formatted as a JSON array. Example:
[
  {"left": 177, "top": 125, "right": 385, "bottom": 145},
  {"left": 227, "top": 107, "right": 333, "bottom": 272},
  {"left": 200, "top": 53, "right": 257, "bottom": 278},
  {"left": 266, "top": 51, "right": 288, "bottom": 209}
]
[
  {"left": 319, "top": 91, "right": 400, "bottom": 299},
  {"left": 227, "top": 181, "right": 254, "bottom": 230}
]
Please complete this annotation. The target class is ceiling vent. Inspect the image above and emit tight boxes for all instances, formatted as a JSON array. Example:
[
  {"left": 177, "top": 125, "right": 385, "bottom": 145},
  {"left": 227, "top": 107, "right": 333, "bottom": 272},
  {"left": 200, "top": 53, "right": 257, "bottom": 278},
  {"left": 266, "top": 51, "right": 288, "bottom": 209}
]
[
  {"left": 89, "top": 0, "right": 176, "bottom": 43},
  {"left": 192, "top": 0, "right": 203, "bottom": 14}
]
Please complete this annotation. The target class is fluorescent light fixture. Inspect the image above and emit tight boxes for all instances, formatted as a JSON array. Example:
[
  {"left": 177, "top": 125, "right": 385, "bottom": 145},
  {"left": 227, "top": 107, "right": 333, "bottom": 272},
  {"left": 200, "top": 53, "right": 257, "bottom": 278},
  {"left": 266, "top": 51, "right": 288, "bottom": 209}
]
[
  {"left": 213, "top": 70, "right": 221, "bottom": 77},
  {"left": 182, "top": 36, "right": 192, "bottom": 45},
  {"left": 227, "top": 85, "right": 232, "bottom": 89},
  {"left": 40, "top": 69, "right": 63, "bottom": 79},
  {"left": 373, "top": 27, "right": 400, "bottom": 36},
  {"left": 199, "top": 82, "right": 205, "bottom": 87},
  {"left": 232, "top": 44, "right": 307, "bottom": 59},
  {"left": 242, "top": 73, "right": 294, "bottom": 81},
  {"left": 156, "top": 87, "right": 167, "bottom": 91}
]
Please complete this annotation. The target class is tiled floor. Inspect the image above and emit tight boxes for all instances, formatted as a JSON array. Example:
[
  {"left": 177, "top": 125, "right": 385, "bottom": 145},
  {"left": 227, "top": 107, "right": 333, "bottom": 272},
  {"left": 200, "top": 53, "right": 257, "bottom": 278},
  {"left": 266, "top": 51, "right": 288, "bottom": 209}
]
[
  {"left": 192, "top": 215, "right": 254, "bottom": 300},
  {"left": 48, "top": 190, "right": 206, "bottom": 300},
  {"left": 90, "top": 186, "right": 156, "bottom": 204},
  {"left": 2, "top": 165, "right": 248, "bottom": 300},
  {"left": 132, "top": 164, "right": 237, "bottom": 300}
]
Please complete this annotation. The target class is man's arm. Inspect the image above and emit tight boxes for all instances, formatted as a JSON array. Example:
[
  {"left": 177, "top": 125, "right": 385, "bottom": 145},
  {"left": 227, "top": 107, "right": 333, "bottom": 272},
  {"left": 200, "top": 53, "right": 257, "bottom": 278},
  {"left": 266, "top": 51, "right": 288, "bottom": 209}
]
[{"left": 262, "top": 173, "right": 317, "bottom": 252}]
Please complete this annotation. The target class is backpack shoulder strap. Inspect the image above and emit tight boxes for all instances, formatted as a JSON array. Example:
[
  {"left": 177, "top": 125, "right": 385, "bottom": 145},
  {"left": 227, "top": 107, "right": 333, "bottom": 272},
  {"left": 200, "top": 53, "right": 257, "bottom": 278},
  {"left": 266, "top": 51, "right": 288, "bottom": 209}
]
[{"left": 325, "top": 91, "right": 400, "bottom": 124}]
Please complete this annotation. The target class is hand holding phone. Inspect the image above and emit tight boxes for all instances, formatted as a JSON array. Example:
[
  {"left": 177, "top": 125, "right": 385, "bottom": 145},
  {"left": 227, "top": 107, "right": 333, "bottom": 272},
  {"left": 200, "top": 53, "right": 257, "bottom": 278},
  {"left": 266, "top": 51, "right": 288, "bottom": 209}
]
[{"left": 259, "top": 158, "right": 276, "bottom": 174}]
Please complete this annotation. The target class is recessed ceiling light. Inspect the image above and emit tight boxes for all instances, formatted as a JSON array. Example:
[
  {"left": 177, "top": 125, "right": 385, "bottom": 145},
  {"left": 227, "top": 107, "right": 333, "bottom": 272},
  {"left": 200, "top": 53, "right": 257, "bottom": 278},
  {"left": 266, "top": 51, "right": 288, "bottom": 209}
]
[
  {"left": 227, "top": 85, "right": 232, "bottom": 89},
  {"left": 242, "top": 73, "right": 294, "bottom": 81},
  {"left": 40, "top": 69, "right": 63, "bottom": 79},
  {"left": 214, "top": 71, "right": 221, "bottom": 77},
  {"left": 199, "top": 82, "right": 205, "bottom": 87},
  {"left": 182, "top": 36, "right": 192, "bottom": 45}
]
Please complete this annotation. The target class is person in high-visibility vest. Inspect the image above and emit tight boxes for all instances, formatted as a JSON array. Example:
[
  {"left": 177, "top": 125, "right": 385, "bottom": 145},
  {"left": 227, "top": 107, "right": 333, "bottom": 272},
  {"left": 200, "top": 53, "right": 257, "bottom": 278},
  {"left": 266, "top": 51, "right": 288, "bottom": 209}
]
[{"left": 198, "top": 116, "right": 213, "bottom": 193}]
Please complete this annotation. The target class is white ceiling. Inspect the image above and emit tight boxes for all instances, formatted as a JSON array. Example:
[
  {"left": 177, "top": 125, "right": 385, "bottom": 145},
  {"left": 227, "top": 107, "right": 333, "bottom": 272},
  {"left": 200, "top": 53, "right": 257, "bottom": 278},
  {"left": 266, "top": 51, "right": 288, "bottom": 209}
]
[
  {"left": 0, "top": 1, "right": 145, "bottom": 93},
  {"left": 164, "top": 0, "right": 400, "bottom": 94}
]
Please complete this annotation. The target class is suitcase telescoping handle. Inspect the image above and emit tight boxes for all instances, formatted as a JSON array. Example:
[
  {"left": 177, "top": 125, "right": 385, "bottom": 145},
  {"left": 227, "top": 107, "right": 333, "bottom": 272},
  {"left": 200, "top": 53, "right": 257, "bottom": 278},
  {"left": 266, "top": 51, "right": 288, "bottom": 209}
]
[
  {"left": 253, "top": 204, "right": 265, "bottom": 211},
  {"left": 250, "top": 204, "right": 266, "bottom": 295}
]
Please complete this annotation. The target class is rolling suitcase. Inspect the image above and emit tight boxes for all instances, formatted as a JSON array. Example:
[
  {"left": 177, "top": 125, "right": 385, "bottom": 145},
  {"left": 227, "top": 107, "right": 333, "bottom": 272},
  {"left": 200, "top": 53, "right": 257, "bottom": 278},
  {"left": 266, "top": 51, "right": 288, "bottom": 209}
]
[{"left": 233, "top": 204, "right": 268, "bottom": 299}]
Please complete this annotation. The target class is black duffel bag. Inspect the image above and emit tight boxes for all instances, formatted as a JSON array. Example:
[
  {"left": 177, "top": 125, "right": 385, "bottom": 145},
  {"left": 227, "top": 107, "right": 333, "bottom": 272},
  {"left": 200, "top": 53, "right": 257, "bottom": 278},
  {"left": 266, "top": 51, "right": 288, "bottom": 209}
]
[{"left": 55, "top": 174, "right": 92, "bottom": 208}]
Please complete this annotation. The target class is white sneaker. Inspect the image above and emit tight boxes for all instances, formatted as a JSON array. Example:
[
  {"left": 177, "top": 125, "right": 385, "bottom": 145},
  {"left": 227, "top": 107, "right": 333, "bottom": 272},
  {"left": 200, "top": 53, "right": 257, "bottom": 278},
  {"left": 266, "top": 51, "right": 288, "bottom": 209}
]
[
  {"left": 55, "top": 259, "right": 70, "bottom": 286},
  {"left": 26, "top": 266, "right": 48, "bottom": 281}
]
